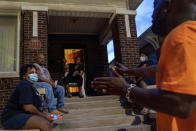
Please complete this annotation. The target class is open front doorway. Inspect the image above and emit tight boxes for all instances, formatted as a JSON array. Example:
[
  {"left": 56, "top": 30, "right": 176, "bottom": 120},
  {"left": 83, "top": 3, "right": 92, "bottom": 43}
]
[
  {"left": 63, "top": 49, "right": 86, "bottom": 97},
  {"left": 48, "top": 36, "right": 87, "bottom": 88},
  {"left": 64, "top": 49, "right": 84, "bottom": 65},
  {"left": 48, "top": 11, "right": 111, "bottom": 96}
]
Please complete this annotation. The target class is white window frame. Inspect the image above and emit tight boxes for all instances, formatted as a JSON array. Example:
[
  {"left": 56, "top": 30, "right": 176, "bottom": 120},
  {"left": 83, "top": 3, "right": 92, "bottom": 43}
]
[{"left": 0, "top": 10, "right": 20, "bottom": 78}]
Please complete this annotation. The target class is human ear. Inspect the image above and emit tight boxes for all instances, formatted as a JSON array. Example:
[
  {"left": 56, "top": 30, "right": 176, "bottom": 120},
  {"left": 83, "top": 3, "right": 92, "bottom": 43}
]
[
  {"left": 157, "top": 0, "right": 172, "bottom": 19},
  {"left": 23, "top": 74, "right": 28, "bottom": 80}
]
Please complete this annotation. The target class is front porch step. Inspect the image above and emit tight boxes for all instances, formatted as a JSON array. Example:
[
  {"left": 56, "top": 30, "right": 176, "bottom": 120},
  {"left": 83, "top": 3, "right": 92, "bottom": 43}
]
[
  {"left": 54, "top": 124, "right": 151, "bottom": 131},
  {"left": 149, "top": 110, "right": 156, "bottom": 119},
  {"left": 65, "top": 95, "right": 119, "bottom": 103},
  {"left": 64, "top": 106, "right": 128, "bottom": 119},
  {"left": 53, "top": 114, "right": 144, "bottom": 130},
  {"left": 0, "top": 128, "right": 40, "bottom": 131},
  {"left": 65, "top": 99, "right": 121, "bottom": 110}
]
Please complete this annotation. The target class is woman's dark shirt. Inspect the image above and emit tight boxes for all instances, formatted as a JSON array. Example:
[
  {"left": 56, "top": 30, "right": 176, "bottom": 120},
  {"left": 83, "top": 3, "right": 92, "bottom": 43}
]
[{"left": 1, "top": 80, "right": 43, "bottom": 122}]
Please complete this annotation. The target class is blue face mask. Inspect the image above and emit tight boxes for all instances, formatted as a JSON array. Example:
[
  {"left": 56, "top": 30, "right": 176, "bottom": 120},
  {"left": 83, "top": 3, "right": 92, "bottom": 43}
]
[{"left": 28, "top": 73, "right": 38, "bottom": 83}]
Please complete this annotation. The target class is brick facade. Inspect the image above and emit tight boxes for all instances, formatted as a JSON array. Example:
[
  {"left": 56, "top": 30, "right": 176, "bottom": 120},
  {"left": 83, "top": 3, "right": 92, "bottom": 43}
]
[
  {"left": 0, "top": 12, "right": 139, "bottom": 126},
  {"left": 0, "top": 10, "right": 48, "bottom": 125},
  {"left": 112, "top": 15, "right": 140, "bottom": 69},
  {"left": 23, "top": 11, "right": 48, "bottom": 67},
  {"left": 0, "top": 78, "right": 19, "bottom": 119}
]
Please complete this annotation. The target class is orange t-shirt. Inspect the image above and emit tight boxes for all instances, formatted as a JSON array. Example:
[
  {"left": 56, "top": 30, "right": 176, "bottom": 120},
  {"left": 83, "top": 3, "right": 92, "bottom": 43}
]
[{"left": 156, "top": 21, "right": 196, "bottom": 131}]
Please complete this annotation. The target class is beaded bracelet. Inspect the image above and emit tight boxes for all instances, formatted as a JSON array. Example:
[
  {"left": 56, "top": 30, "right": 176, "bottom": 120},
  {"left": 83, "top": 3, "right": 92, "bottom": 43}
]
[{"left": 126, "top": 84, "right": 136, "bottom": 102}]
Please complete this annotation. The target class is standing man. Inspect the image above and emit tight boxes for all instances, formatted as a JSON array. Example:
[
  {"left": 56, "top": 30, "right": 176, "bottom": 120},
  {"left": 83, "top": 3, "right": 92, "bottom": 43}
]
[
  {"left": 34, "top": 54, "right": 68, "bottom": 114},
  {"left": 92, "top": 0, "right": 196, "bottom": 131}
]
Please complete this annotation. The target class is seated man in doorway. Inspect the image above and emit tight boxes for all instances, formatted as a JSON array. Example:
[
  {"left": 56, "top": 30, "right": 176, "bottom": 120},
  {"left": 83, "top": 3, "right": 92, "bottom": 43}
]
[
  {"left": 34, "top": 54, "right": 68, "bottom": 114},
  {"left": 63, "top": 57, "right": 84, "bottom": 98}
]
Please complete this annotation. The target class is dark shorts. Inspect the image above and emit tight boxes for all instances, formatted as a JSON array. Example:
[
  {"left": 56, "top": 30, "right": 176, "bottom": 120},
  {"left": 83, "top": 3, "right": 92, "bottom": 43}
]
[{"left": 2, "top": 113, "right": 33, "bottom": 130}]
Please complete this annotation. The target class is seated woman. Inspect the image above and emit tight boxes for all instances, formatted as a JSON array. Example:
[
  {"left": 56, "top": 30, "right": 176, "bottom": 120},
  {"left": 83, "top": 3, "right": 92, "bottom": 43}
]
[
  {"left": 1, "top": 64, "right": 53, "bottom": 131},
  {"left": 63, "top": 57, "right": 84, "bottom": 98}
]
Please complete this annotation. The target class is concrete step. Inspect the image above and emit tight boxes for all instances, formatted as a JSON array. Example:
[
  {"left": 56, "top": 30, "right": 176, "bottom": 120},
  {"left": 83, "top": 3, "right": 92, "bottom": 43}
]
[
  {"left": 65, "top": 95, "right": 120, "bottom": 103},
  {"left": 54, "top": 124, "right": 151, "bottom": 131},
  {"left": 149, "top": 110, "right": 156, "bottom": 119},
  {"left": 0, "top": 95, "right": 152, "bottom": 131},
  {"left": 53, "top": 114, "right": 144, "bottom": 130},
  {"left": 0, "top": 124, "right": 151, "bottom": 131},
  {"left": 0, "top": 128, "right": 40, "bottom": 131},
  {"left": 63, "top": 107, "right": 130, "bottom": 119},
  {"left": 65, "top": 99, "right": 121, "bottom": 110}
]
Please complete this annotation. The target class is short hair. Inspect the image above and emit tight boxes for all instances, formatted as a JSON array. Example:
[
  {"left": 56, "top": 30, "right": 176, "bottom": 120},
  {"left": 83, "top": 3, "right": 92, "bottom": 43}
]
[
  {"left": 20, "top": 64, "right": 36, "bottom": 80},
  {"left": 35, "top": 54, "right": 44, "bottom": 61}
]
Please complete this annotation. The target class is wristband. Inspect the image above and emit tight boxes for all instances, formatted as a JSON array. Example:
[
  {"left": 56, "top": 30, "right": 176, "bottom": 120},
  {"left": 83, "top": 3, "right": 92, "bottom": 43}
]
[{"left": 126, "top": 84, "right": 136, "bottom": 102}]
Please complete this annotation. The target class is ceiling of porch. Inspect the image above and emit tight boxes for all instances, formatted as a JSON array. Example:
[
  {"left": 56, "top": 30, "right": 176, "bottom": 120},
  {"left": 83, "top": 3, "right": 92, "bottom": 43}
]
[
  {"left": 48, "top": 11, "right": 111, "bottom": 35},
  {"left": 129, "top": 0, "right": 143, "bottom": 10}
]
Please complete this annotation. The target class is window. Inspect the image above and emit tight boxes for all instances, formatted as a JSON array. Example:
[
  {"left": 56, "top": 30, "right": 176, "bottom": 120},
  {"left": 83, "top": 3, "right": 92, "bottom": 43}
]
[
  {"left": 107, "top": 40, "right": 115, "bottom": 63},
  {"left": 0, "top": 12, "right": 20, "bottom": 78}
]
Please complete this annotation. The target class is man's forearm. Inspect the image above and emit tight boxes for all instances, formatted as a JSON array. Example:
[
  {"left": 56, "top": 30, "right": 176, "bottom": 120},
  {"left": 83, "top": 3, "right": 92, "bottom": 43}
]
[
  {"left": 130, "top": 87, "right": 196, "bottom": 118},
  {"left": 38, "top": 77, "right": 50, "bottom": 83},
  {"left": 127, "top": 65, "right": 157, "bottom": 78}
]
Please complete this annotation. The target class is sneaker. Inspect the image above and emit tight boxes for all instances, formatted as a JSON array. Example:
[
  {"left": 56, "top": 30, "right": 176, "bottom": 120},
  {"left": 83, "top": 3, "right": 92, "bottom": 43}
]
[
  {"left": 67, "top": 93, "right": 72, "bottom": 98},
  {"left": 79, "top": 92, "right": 84, "bottom": 98},
  {"left": 140, "top": 108, "right": 149, "bottom": 115},
  {"left": 50, "top": 110, "right": 63, "bottom": 114},
  {"left": 58, "top": 108, "right": 69, "bottom": 114}
]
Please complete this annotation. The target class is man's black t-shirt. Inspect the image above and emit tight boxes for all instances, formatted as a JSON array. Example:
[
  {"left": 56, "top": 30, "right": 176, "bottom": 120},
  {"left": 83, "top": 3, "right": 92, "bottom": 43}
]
[{"left": 1, "top": 80, "right": 43, "bottom": 122}]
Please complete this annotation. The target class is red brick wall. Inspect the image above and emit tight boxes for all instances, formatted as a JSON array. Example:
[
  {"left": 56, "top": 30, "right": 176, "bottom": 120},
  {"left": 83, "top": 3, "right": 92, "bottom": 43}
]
[
  {"left": 23, "top": 11, "right": 48, "bottom": 67},
  {"left": 112, "top": 15, "right": 140, "bottom": 68},
  {"left": 0, "top": 11, "right": 48, "bottom": 126},
  {"left": 0, "top": 78, "right": 19, "bottom": 118}
]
